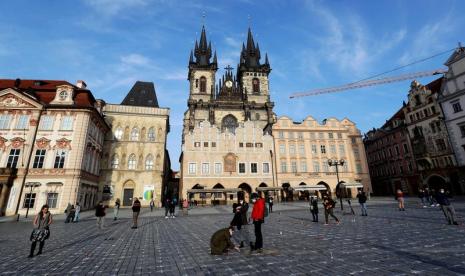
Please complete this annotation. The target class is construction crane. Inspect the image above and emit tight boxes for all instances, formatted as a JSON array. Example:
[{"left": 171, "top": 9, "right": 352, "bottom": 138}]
[{"left": 289, "top": 68, "right": 448, "bottom": 99}]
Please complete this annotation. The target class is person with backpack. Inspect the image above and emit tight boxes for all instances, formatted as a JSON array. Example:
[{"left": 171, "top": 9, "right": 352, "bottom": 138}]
[
  {"left": 250, "top": 193, "right": 265, "bottom": 253},
  {"left": 435, "top": 189, "right": 459, "bottom": 225},
  {"left": 310, "top": 196, "right": 319, "bottom": 222},
  {"left": 95, "top": 201, "right": 106, "bottom": 230},
  {"left": 322, "top": 195, "right": 339, "bottom": 225},
  {"left": 132, "top": 198, "right": 141, "bottom": 229}
]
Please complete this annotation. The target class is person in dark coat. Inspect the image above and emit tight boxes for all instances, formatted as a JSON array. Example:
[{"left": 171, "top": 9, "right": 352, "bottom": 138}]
[
  {"left": 164, "top": 198, "right": 171, "bottom": 219},
  {"left": 65, "top": 205, "right": 75, "bottom": 223},
  {"left": 210, "top": 227, "right": 239, "bottom": 255},
  {"left": 357, "top": 190, "right": 368, "bottom": 216},
  {"left": 436, "top": 189, "right": 459, "bottom": 225},
  {"left": 268, "top": 197, "right": 274, "bottom": 213},
  {"left": 95, "top": 201, "right": 106, "bottom": 230},
  {"left": 322, "top": 195, "right": 339, "bottom": 225},
  {"left": 418, "top": 189, "right": 426, "bottom": 207},
  {"left": 310, "top": 196, "right": 319, "bottom": 222},
  {"left": 132, "top": 198, "right": 141, "bottom": 229}
]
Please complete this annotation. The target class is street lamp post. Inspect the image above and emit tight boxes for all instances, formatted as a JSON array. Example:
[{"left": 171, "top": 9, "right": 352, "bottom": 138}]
[{"left": 328, "top": 159, "right": 344, "bottom": 211}]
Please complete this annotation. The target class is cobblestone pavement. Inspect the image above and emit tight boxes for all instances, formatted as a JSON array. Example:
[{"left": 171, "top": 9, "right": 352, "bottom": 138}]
[{"left": 1, "top": 197, "right": 465, "bottom": 275}]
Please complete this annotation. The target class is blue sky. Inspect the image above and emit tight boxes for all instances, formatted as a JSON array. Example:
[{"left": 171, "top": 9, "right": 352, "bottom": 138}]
[{"left": 1, "top": 0, "right": 463, "bottom": 169}]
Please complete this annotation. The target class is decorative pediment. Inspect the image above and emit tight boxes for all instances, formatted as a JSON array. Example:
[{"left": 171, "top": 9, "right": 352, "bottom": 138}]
[
  {"left": 0, "top": 88, "right": 42, "bottom": 109},
  {"left": 36, "top": 137, "right": 51, "bottom": 149},
  {"left": 54, "top": 138, "right": 72, "bottom": 150},
  {"left": 0, "top": 136, "right": 7, "bottom": 151},
  {"left": 10, "top": 137, "right": 25, "bottom": 149}
]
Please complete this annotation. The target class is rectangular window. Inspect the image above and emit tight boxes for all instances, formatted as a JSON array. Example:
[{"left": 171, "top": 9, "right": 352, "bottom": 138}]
[
  {"left": 330, "top": 144, "right": 336, "bottom": 154},
  {"left": 279, "top": 144, "right": 285, "bottom": 154},
  {"left": 239, "top": 142, "right": 244, "bottom": 148},
  {"left": 300, "top": 161, "right": 307, "bottom": 172},
  {"left": 280, "top": 161, "right": 287, "bottom": 173},
  {"left": 239, "top": 163, "right": 246, "bottom": 173},
  {"left": 211, "top": 142, "right": 216, "bottom": 147},
  {"left": 313, "top": 161, "right": 320, "bottom": 172},
  {"left": 263, "top": 163, "right": 270, "bottom": 173},
  {"left": 435, "top": 139, "right": 447, "bottom": 151},
  {"left": 395, "top": 146, "right": 400, "bottom": 155},
  {"left": 320, "top": 145, "right": 326, "bottom": 154},
  {"left": 291, "top": 161, "right": 297, "bottom": 173},
  {"left": 251, "top": 163, "right": 258, "bottom": 173},
  {"left": 328, "top": 132, "right": 333, "bottom": 139},
  {"left": 289, "top": 144, "right": 296, "bottom": 155},
  {"left": 460, "top": 125, "right": 465, "bottom": 137},
  {"left": 23, "top": 193, "right": 36, "bottom": 208},
  {"left": 452, "top": 102, "right": 463, "bottom": 113},
  {"left": 356, "top": 163, "right": 363, "bottom": 174},
  {"left": 337, "top": 133, "right": 342, "bottom": 139},
  {"left": 278, "top": 131, "right": 284, "bottom": 139},
  {"left": 298, "top": 132, "right": 304, "bottom": 140},
  {"left": 188, "top": 163, "right": 196, "bottom": 174},
  {"left": 39, "top": 115, "right": 54, "bottom": 130},
  {"left": 246, "top": 143, "right": 254, "bottom": 148},
  {"left": 255, "top": 143, "right": 263, "bottom": 148},
  {"left": 299, "top": 144, "right": 305, "bottom": 155},
  {"left": 7, "top": 149, "right": 20, "bottom": 168},
  {"left": 194, "top": 142, "right": 200, "bottom": 147},
  {"left": 201, "top": 163, "right": 209, "bottom": 175},
  {"left": 311, "top": 144, "right": 317, "bottom": 154},
  {"left": 339, "top": 144, "right": 345, "bottom": 155},
  {"left": 47, "top": 193, "right": 58, "bottom": 208},
  {"left": 214, "top": 162, "right": 222, "bottom": 174},
  {"left": 0, "top": 114, "right": 12, "bottom": 129},
  {"left": 33, "top": 149, "right": 46, "bottom": 168},
  {"left": 15, "top": 115, "right": 29, "bottom": 129},
  {"left": 54, "top": 150, "right": 66, "bottom": 168},
  {"left": 60, "top": 116, "right": 73, "bottom": 130},
  {"left": 204, "top": 142, "right": 209, "bottom": 147}
]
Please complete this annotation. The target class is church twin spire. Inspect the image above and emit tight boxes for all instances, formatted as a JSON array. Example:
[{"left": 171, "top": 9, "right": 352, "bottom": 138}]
[{"left": 189, "top": 25, "right": 218, "bottom": 69}]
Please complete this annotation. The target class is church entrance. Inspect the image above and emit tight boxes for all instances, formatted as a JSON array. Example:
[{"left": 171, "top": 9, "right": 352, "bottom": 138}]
[{"left": 123, "top": 189, "right": 134, "bottom": 206}]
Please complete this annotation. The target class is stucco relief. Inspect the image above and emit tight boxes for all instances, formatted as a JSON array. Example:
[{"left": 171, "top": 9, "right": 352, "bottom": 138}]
[
  {"left": 10, "top": 137, "right": 25, "bottom": 148},
  {"left": 0, "top": 95, "right": 35, "bottom": 108},
  {"left": 36, "top": 137, "right": 51, "bottom": 149},
  {"left": 0, "top": 136, "right": 7, "bottom": 151},
  {"left": 224, "top": 153, "right": 237, "bottom": 172},
  {"left": 54, "top": 138, "right": 72, "bottom": 150}
]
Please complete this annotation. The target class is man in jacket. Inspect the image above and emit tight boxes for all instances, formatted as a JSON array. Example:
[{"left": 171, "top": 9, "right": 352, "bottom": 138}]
[
  {"left": 356, "top": 190, "right": 368, "bottom": 216},
  {"left": 322, "top": 195, "right": 340, "bottom": 225},
  {"left": 95, "top": 201, "right": 106, "bottom": 230},
  {"left": 210, "top": 227, "right": 239, "bottom": 255},
  {"left": 132, "top": 198, "right": 141, "bottom": 229},
  {"left": 436, "top": 189, "right": 459, "bottom": 225},
  {"left": 251, "top": 193, "right": 265, "bottom": 252}
]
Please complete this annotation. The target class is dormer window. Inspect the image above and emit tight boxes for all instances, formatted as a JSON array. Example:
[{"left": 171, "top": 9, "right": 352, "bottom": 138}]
[{"left": 59, "top": 90, "right": 68, "bottom": 100}]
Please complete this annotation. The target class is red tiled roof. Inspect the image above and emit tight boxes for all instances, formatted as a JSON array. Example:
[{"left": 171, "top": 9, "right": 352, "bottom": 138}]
[{"left": 425, "top": 77, "right": 443, "bottom": 93}]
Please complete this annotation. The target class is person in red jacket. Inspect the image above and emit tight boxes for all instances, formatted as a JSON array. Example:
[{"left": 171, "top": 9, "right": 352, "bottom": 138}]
[{"left": 250, "top": 193, "right": 265, "bottom": 252}]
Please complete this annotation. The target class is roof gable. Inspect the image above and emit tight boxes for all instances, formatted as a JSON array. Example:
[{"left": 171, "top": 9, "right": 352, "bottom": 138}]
[
  {"left": 121, "top": 81, "right": 159, "bottom": 108},
  {"left": 0, "top": 88, "right": 43, "bottom": 109}
]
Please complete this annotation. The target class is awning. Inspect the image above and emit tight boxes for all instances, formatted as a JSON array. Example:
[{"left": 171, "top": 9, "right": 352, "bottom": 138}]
[
  {"left": 187, "top": 188, "right": 241, "bottom": 193},
  {"left": 47, "top": 182, "right": 64, "bottom": 186},
  {"left": 25, "top": 182, "right": 41, "bottom": 187},
  {"left": 293, "top": 185, "right": 328, "bottom": 191},
  {"left": 341, "top": 183, "right": 364, "bottom": 188},
  {"left": 256, "top": 187, "right": 282, "bottom": 191}
]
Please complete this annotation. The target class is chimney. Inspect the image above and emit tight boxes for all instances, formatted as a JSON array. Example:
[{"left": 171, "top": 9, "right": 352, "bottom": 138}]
[{"left": 76, "top": 80, "right": 87, "bottom": 89}]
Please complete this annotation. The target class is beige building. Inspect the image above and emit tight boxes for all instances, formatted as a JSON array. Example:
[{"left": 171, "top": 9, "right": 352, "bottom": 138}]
[
  {"left": 0, "top": 79, "right": 109, "bottom": 216},
  {"left": 180, "top": 26, "right": 276, "bottom": 203},
  {"left": 273, "top": 116, "right": 371, "bottom": 199},
  {"left": 100, "top": 82, "right": 170, "bottom": 207}
]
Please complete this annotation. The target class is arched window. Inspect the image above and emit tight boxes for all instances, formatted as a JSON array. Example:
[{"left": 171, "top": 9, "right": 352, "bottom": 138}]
[
  {"left": 114, "top": 127, "right": 123, "bottom": 140},
  {"left": 124, "top": 126, "right": 130, "bottom": 140},
  {"left": 140, "top": 127, "right": 146, "bottom": 141},
  {"left": 156, "top": 154, "right": 161, "bottom": 169},
  {"left": 147, "top": 127, "right": 156, "bottom": 141},
  {"left": 145, "top": 154, "right": 154, "bottom": 170},
  {"left": 128, "top": 154, "right": 136, "bottom": 170},
  {"left": 131, "top": 127, "right": 139, "bottom": 141},
  {"left": 222, "top": 115, "right": 238, "bottom": 134},
  {"left": 111, "top": 154, "right": 119, "bottom": 169},
  {"left": 200, "top": 76, "right": 207, "bottom": 93},
  {"left": 252, "top": 78, "right": 260, "bottom": 94}
]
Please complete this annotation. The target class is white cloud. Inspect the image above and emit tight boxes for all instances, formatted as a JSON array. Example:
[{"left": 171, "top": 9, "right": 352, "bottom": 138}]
[
  {"left": 121, "top": 53, "right": 151, "bottom": 66},
  {"left": 82, "top": 0, "right": 149, "bottom": 17}
]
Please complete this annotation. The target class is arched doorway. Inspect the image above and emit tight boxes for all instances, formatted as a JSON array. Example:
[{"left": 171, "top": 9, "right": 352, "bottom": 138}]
[
  {"left": 212, "top": 183, "right": 224, "bottom": 205},
  {"left": 317, "top": 181, "right": 331, "bottom": 198},
  {"left": 122, "top": 180, "right": 135, "bottom": 206},
  {"left": 238, "top": 183, "right": 252, "bottom": 202},
  {"left": 427, "top": 175, "right": 449, "bottom": 192},
  {"left": 281, "top": 183, "right": 292, "bottom": 202},
  {"left": 299, "top": 182, "right": 310, "bottom": 201}
]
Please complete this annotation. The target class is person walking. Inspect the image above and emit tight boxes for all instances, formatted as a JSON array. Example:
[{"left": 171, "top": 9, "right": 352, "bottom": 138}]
[
  {"left": 164, "top": 198, "right": 171, "bottom": 219},
  {"left": 424, "top": 188, "right": 434, "bottom": 206},
  {"left": 132, "top": 198, "right": 141, "bottom": 229},
  {"left": 268, "top": 197, "right": 274, "bottom": 213},
  {"left": 357, "top": 190, "right": 368, "bottom": 216},
  {"left": 170, "top": 197, "right": 177, "bottom": 218},
  {"left": 310, "top": 196, "right": 319, "bottom": 222},
  {"left": 65, "top": 204, "right": 75, "bottom": 223},
  {"left": 418, "top": 189, "right": 427, "bottom": 208},
  {"left": 95, "top": 201, "right": 106, "bottom": 230},
  {"left": 435, "top": 189, "right": 459, "bottom": 225},
  {"left": 114, "top": 198, "right": 121, "bottom": 221},
  {"left": 150, "top": 198, "right": 155, "bottom": 212},
  {"left": 29, "top": 205, "right": 53, "bottom": 258},
  {"left": 322, "top": 195, "right": 340, "bottom": 225},
  {"left": 396, "top": 189, "right": 405, "bottom": 211},
  {"left": 73, "top": 202, "right": 81, "bottom": 222},
  {"left": 250, "top": 193, "right": 265, "bottom": 253}
]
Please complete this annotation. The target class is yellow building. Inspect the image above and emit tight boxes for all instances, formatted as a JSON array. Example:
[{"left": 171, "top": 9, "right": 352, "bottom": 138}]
[
  {"left": 100, "top": 82, "right": 170, "bottom": 207},
  {"left": 273, "top": 116, "right": 371, "bottom": 199}
]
